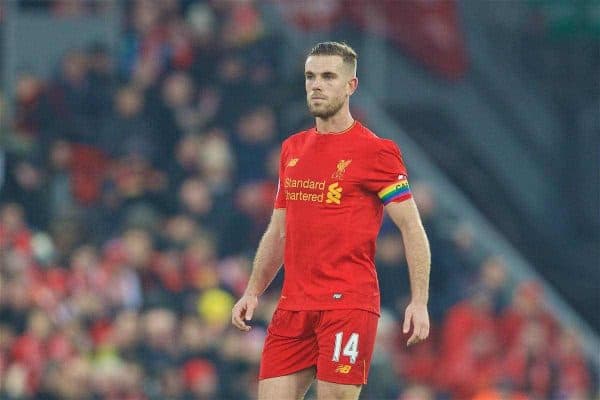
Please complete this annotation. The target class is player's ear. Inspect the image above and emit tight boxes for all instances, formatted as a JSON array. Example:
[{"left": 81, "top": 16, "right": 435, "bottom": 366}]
[{"left": 348, "top": 77, "right": 358, "bottom": 96}]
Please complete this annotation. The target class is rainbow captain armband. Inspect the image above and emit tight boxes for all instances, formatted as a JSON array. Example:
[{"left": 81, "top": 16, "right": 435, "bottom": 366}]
[{"left": 378, "top": 176, "right": 412, "bottom": 205}]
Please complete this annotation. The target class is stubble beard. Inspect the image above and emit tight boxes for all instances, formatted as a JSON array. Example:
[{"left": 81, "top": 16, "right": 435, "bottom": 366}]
[{"left": 307, "top": 96, "right": 345, "bottom": 119}]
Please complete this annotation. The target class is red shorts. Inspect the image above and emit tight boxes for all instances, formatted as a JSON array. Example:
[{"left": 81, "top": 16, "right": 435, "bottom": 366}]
[{"left": 259, "top": 308, "right": 379, "bottom": 385}]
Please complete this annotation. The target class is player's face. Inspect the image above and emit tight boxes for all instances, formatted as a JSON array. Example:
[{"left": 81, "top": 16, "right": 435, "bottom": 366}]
[{"left": 305, "top": 55, "right": 355, "bottom": 119}]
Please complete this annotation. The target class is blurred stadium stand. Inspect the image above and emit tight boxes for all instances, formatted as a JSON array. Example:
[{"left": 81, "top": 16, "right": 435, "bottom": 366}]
[{"left": 0, "top": 1, "right": 598, "bottom": 399}]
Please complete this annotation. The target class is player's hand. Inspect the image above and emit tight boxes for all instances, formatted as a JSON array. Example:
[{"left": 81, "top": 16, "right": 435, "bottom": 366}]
[
  {"left": 232, "top": 294, "right": 258, "bottom": 332},
  {"left": 403, "top": 301, "right": 430, "bottom": 346}
]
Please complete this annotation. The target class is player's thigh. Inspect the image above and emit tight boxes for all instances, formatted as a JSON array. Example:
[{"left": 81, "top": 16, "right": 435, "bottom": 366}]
[
  {"left": 258, "top": 367, "right": 316, "bottom": 400},
  {"left": 315, "top": 309, "right": 379, "bottom": 385},
  {"left": 260, "top": 309, "right": 320, "bottom": 380},
  {"left": 317, "top": 380, "right": 362, "bottom": 400}
]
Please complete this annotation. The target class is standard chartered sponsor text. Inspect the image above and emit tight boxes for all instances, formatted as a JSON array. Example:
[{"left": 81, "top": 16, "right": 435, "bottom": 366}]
[
  {"left": 285, "top": 177, "right": 326, "bottom": 202},
  {"left": 285, "top": 177, "right": 326, "bottom": 190},
  {"left": 285, "top": 190, "right": 324, "bottom": 202}
]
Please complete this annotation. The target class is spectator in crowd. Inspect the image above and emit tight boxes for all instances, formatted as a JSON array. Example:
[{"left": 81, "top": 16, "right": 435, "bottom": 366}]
[
  {"left": 14, "top": 73, "right": 48, "bottom": 141},
  {"left": 100, "top": 86, "right": 157, "bottom": 163},
  {"left": 437, "top": 284, "right": 500, "bottom": 398},
  {"left": 375, "top": 230, "right": 409, "bottom": 313},
  {"left": 232, "top": 105, "right": 278, "bottom": 183}
]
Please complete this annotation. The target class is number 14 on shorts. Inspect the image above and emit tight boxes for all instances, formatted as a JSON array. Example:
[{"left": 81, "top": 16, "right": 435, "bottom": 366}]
[{"left": 332, "top": 332, "right": 359, "bottom": 364}]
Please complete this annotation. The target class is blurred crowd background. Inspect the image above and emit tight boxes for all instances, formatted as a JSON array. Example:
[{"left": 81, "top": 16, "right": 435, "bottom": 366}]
[{"left": 0, "top": 1, "right": 598, "bottom": 399}]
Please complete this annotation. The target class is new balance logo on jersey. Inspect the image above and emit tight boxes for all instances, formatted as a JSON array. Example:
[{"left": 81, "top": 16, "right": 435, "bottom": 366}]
[
  {"left": 335, "top": 364, "right": 352, "bottom": 374},
  {"left": 287, "top": 158, "right": 299, "bottom": 167},
  {"left": 326, "top": 182, "right": 342, "bottom": 204}
]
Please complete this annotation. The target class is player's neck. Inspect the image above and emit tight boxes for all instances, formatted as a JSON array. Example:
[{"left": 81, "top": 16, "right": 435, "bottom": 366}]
[{"left": 315, "top": 110, "right": 355, "bottom": 134}]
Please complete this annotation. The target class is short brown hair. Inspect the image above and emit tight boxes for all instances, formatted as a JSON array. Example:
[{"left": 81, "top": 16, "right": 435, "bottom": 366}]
[{"left": 308, "top": 41, "right": 357, "bottom": 72}]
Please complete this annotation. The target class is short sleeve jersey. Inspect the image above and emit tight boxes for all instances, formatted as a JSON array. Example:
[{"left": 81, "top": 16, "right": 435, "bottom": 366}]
[{"left": 274, "top": 121, "right": 412, "bottom": 315}]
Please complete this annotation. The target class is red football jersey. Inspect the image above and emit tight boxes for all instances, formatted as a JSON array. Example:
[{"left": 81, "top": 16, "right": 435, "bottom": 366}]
[{"left": 274, "top": 121, "right": 412, "bottom": 315}]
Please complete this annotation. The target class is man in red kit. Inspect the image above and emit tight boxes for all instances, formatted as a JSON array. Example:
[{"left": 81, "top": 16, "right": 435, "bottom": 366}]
[{"left": 232, "top": 42, "right": 431, "bottom": 400}]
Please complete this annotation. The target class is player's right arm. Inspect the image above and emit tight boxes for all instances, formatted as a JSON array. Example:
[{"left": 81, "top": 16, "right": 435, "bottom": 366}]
[{"left": 231, "top": 208, "right": 286, "bottom": 331}]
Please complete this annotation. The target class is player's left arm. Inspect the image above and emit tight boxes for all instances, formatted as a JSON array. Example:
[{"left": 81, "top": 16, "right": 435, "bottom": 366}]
[{"left": 385, "top": 198, "right": 431, "bottom": 346}]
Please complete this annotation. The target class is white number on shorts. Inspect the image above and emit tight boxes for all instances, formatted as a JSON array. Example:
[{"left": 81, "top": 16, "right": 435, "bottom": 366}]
[{"left": 332, "top": 332, "right": 359, "bottom": 364}]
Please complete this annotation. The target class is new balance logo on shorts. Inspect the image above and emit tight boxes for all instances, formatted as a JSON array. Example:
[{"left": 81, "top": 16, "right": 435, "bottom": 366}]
[{"left": 335, "top": 364, "right": 352, "bottom": 374}]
